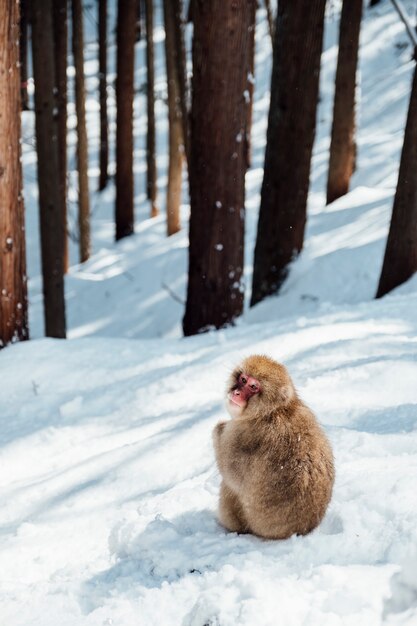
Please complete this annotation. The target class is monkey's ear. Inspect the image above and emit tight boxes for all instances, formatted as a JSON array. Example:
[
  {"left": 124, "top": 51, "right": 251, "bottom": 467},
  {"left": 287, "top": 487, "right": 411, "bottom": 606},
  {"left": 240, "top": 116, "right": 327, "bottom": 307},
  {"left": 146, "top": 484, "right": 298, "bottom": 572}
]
[{"left": 278, "top": 383, "right": 295, "bottom": 405}]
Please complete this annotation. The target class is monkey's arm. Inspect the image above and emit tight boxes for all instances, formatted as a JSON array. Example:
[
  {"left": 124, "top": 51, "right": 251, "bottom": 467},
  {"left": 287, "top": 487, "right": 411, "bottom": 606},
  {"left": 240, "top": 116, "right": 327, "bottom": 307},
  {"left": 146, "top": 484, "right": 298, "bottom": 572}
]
[
  {"left": 212, "top": 421, "right": 227, "bottom": 458},
  {"left": 213, "top": 421, "right": 255, "bottom": 493}
]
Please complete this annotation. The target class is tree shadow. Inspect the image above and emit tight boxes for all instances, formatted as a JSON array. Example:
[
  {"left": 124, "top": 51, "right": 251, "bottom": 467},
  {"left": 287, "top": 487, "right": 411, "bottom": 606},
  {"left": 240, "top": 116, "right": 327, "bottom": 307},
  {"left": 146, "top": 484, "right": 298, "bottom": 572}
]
[{"left": 347, "top": 404, "right": 417, "bottom": 435}]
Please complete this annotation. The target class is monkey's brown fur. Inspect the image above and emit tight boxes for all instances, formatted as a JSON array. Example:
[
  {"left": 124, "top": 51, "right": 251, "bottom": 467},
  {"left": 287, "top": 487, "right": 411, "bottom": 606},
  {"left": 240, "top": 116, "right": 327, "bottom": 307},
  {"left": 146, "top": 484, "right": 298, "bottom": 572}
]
[{"left": 213, "top": 355, "right": 334, "bottom": 540}]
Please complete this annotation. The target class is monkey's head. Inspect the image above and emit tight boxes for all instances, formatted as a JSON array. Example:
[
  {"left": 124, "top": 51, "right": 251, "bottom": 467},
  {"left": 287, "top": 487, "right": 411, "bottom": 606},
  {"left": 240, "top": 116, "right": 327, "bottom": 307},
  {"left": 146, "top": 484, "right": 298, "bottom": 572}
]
[{"left": 227, "top": 355, "right": 296, "bottom": 419}]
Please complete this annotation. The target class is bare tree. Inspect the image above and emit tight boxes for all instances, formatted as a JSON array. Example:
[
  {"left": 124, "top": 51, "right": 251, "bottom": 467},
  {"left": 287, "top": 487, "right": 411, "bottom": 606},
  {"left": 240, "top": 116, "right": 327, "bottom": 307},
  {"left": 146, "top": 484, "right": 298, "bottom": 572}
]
[
  {"left": 0, "top": 0, "right": 29, "bottom": 348},
  {"left": 115, "top": 0, "right": 136, "bottom": 240},
  {"left": 72, "top": 0, "right": 91, "bottom": 262},
  {"left": 144, "top": 0, "right": 158, "bottom": 217},
  {"left": 98, "top": 0, "right": 109, "bottom": 191},
  {"left": 163, "top": 0, "right": 185, "bottom": 236},
  {"left": 173, "top": 0, "right": 190, "bottom": 163},
  {"left": 53, "top": 0, "right": 69, "bottom": 271},
  {"left": 376, "top": 65, "right": 417, "bottom": 298},
  {"left": 32, "top": 0, "right": 66, "bottom": 338},
  {"left": 251, "top": 0, "right": 326, "bottom": 307},
  {"left": 183, "top": 0, "right": 255, "bottom": 336},
  {"left": 326, "top": 0, "right": 363, "bottom": 205}
]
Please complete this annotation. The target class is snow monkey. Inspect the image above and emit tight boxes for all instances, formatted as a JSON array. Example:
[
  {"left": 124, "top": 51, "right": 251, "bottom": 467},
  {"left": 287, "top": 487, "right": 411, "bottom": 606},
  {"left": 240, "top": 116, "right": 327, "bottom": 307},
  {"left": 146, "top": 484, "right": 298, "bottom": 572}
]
[{"left": 212, "top": 355, "right": 334, "bottom": 540}]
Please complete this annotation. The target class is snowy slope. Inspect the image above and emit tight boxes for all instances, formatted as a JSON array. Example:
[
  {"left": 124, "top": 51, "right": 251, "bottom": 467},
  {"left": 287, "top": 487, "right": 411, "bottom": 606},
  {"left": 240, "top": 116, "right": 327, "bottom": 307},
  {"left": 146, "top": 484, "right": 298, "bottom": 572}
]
[
  {"left": 1, "top": 295, "right": 417, "bottom": 625},
  {"left": 1, "top": 1, "right": 417, "bottom": 625}
]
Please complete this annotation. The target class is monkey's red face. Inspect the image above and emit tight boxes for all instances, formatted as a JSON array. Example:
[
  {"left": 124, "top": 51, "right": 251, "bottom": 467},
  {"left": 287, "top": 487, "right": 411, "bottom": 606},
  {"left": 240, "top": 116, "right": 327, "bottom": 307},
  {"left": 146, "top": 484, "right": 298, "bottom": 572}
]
[{"left": 228, "top": 372, "right": 261, "bottom": 416}]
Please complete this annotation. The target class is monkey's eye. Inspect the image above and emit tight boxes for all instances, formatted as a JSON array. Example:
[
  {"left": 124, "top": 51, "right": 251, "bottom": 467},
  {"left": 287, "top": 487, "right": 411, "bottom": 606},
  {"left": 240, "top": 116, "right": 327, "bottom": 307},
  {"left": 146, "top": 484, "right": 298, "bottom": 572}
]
[
  {"left": 240, "top": 376, "right": 247, "bottom": 384},
  {"left": 250, "top": 383, "right": 258, "bottom": 391}
]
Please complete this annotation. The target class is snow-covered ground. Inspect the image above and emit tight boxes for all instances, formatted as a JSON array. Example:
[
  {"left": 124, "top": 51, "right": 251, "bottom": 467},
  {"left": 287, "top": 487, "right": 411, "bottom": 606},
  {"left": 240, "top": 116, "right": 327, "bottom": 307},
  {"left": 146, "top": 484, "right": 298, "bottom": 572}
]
[{"left": 1, "top": 1, "right": 417, "bottom": 624}]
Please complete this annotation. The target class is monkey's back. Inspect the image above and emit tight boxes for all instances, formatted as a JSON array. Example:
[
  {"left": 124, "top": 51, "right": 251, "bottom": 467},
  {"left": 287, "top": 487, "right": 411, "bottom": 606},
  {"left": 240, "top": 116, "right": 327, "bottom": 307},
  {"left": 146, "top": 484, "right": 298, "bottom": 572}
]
[{"left": 239, "top": 406, "right": 335, "bottom": 539}]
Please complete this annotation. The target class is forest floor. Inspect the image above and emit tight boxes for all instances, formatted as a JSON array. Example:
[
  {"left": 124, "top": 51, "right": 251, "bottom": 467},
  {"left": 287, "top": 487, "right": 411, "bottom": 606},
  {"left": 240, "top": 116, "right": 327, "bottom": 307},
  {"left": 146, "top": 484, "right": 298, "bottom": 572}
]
[{"left": 1, "top": 1, "right": 417, "bottom": 624}]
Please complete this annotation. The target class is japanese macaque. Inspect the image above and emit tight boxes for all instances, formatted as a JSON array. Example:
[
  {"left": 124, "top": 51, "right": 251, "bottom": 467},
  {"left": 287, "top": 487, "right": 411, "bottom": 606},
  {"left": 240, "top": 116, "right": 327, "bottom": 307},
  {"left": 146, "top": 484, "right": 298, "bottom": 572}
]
[{"left": 212, "top": 355, "right": 334, "bottom": 540}]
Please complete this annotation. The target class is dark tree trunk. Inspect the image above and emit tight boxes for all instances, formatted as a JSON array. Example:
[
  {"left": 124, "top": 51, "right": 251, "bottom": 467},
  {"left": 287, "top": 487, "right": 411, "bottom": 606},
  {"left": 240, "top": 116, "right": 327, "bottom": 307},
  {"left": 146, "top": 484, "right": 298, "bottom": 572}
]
[
  {"left": 264, "top": 0, "right": 274, "bottom": 44},
  {"left": 326, "top": 0, "right": 362, "bottom": 205},
  {"left": 20, "top": 0, "right": 29, "bottom": 111},
  {"left": 115, "top": 0, "right": 136, "bottom": 241},
  {"left": 187, "top": 0, "right": 194, "bottom": 23},
  {"left": 173, "top": 0, "right": 190, "bottom": 164},
  {"left": 144, "top": 0, "right": 158, "bottom": 217},
  {"left": 72, "top": 0, "right": 91, "bottom": 262},
  {"left": 53, "top": 0, "right": 69, "bottom": 272},
  {"left": 183, "top": 0, "right": 255, "bottom": 336},
  {"left": 0, "top": 0, "right": 29, "bottom": 348},
  {"left": 136, "top": 0, "right": 142, "bottom": 42},
  {"left": 98, "top": 0, "right": 109, "bottom": 191},
  {"left": 251, "top": 0, "right": 326, "bottom": 307},
  {"left": 163, "top": 0, "right": 184, "bottom": 236},
  {"left": 245, "top": 5, "right": 256, "bottom": 169},
  {"left": 376, "top": 65, "right": 417, "bottom": 298},
  {"left": 32, "top": 0, "right": 66, "bottom": 338}
]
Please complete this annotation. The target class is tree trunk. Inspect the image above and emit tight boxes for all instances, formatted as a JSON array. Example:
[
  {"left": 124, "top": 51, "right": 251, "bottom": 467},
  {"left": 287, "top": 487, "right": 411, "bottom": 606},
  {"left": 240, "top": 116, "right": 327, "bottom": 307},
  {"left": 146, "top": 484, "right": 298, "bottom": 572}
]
[
  {"left": 245, "top": 5, "right": 256, "bottom": 169},
  {"left": 98, "top": 0, "right": 109, "bottom": 191},
  {"left": 53, "top": 0, "right": 69, "bottom": 272},
  {"left": 163, "top": 0, "right": 184, "bottom": 236},
  {"left": 0, "top": 0, "right": 29, "bottom": 348},
  {"left": 376, "top": 65, "right": 417, "bottom": 298},
  {"left": 326, "top": 0, "right": 362, "bottom": 205},
  {"left": 264, "top": 0, "right": 275, "bottom": 44},
  {"left": 183, "top": 0, "right": 255, "bottom": 336},
  {"left": 115, "top": 0, "right": 136, "bottom": 241},
  {"left": 144, "top": 0, "right": 158, "bottom": 217},
  {"left": 20, "top": 0, "right": 29, "bottom": 111},
  {"left": 173, "top": 0, "right": 190, "bottom": 164},
  {"left": 187, "top": 0, "right": 194, "bottom": 23},
  {"left": 136, "top": 0, "right": 142, "bottom": 42},
  {"left": 72, "top": 0, "right": 91, "bottom": 262},
  {"left": 251, "top": 0, "right": 326, "bottom": 307},
  {"left": 32, "top": 0, "right": 66, "bottom": 338}
]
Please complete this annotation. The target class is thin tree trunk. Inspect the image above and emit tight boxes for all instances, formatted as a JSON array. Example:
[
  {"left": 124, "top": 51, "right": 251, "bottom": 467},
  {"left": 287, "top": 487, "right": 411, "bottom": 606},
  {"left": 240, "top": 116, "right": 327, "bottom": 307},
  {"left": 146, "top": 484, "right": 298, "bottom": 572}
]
[
  {"left": 53, "top": 0, "right": 69, "bottom": 272},
  {"left": 187, "top": 0, "right": 193, "bottom": 23},
  {"left": 145, "top": 0, "right": 158, "bottom": 217},
  {"left": 173, "top": 0, "right": 190, "bottom": 164},
  {"left": 136, "top": 0, "right": 142, "bottom": 42},
  {"left": 0, "top": 0, "right": 29, "bottom": 347},
  {"left": 115, "top": 0, "right": 136, "bottom": 240},
  {"left": 326, "top": 0, "right": 362, "bottom": 205},
  {"left": 32, "top": 0, "right": 66, "bottom": 338},
  {"left": 98, "top": 0, "right": 109, "bottom": 191},
  {"left": 183, "top": 0, "right": 255, "bottom": 336},
  {"left": 163, "top": 0, "right": 184, "bottom": 236},
  {"left": 71, "top": 0, "right": 91, "bottom": 262},
  {"left": 245, "top": 6, "right": 256, "bottom": 170},
  {"left": 251, "top": 0, "right": 326, "bottom": 307},
  {"left": 20, "top": 0, "right": 29, "bottom": 111},
  {"left": 264, "top": 0, "right": 275, "bottom": 44},
  {"left": 376, "top": 65, "right": 417, "bottom": 298}
]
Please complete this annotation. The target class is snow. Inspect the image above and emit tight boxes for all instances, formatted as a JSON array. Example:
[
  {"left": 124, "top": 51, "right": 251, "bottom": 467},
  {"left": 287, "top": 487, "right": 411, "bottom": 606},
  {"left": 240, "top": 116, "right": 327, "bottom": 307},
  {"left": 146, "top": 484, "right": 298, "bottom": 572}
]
[{"left": 1, "top": 1, "right": 417, "bottom": 624}]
